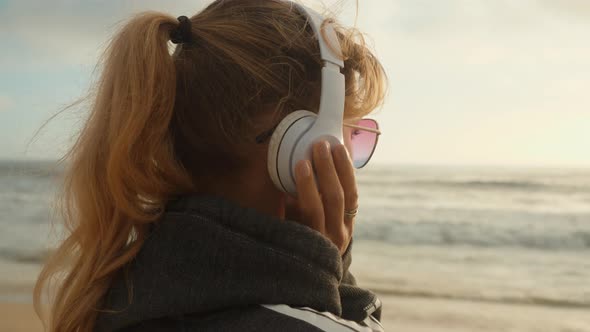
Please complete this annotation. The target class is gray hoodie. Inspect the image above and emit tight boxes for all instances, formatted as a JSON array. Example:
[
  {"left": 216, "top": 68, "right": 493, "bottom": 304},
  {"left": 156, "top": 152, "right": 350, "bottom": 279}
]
[{"left": 94, "top": 195, "right": 384, "bottom": 331}]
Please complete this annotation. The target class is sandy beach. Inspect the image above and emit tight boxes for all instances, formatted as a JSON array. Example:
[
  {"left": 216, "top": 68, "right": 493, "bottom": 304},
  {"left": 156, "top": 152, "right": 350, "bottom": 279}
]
[
  {"left": 2, "top": 292, "right": 590, "bottom": 331},
  {"left": 380, "top": 294, "right": 590, "bottom": 332},
  {"left": 0, "top": 302, "right": 43, "bottom": 332}
]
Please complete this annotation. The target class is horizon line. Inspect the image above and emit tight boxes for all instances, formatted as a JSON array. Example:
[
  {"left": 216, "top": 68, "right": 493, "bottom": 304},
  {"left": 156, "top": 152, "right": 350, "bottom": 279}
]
[{"left": 1, "top": 158, "right": 589, "bottom": 170}]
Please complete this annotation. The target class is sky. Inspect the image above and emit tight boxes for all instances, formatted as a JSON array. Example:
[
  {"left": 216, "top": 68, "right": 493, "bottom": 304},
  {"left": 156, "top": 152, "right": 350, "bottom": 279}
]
[{"left": 0, "top": 0, "right": 589, "bottom": 167}]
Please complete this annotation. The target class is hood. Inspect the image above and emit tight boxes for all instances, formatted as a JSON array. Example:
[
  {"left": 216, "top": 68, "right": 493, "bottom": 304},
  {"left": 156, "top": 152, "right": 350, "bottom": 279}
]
[{"left": 95, "top": 194, "right": 378, "bottom": 331}]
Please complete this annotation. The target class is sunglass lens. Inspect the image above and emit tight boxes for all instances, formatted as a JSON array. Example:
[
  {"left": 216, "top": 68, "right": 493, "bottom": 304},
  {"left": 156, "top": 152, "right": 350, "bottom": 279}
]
[{"left": 350, "top": 119, "right": 379, "bottom": 168}]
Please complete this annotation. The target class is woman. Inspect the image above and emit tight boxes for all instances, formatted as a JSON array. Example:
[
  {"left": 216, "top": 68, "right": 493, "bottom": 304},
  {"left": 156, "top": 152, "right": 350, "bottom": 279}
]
[{"left": 34, "top": 0, "right": 387, "bottom": 331}]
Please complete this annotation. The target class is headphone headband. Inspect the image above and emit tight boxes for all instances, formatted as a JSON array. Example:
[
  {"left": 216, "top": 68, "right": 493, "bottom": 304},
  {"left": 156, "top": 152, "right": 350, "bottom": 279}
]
[
  {"left": 292, "top": 3, "right": 344, "bottom": 68},
  {"left": 267, "top": 2, "right": 346, "bottom": 195}
]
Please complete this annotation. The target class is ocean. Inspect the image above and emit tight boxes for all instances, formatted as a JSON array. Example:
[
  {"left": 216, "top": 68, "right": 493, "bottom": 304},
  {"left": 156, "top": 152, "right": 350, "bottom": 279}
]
[
  {"left": 352, "top": 164, "right": 590, "bottom": 310},
  {"left": 1, "top": 161, "right": 589, "bottom": 318}
]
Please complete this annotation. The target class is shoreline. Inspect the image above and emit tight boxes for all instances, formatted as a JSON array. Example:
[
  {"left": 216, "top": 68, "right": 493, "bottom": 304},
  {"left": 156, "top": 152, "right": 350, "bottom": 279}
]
[{"left": 370, "top": 287, "right": 590, "bottom": 310}]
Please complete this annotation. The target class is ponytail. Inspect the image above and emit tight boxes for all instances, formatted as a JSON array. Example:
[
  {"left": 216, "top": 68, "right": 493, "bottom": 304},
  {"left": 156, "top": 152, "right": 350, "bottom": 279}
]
[{"left": 34, "top": 12, "right": 194, "bottom": 332}]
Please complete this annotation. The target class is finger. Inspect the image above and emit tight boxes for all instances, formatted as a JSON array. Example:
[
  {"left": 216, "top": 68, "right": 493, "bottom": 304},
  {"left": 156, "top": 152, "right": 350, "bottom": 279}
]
[
  {"left": 294, "top": 159, "right": 325, "bottom": 234},
  {"left": 332, "top": 143, "right": 358, "bottom": 231},
  {"left": 312, "top": 141, "right": 344, "bottom": 235}
]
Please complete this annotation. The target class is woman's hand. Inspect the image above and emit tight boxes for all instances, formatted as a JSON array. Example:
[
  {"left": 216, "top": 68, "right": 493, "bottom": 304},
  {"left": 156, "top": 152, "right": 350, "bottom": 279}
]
[{"left": 289, "top": 141, "right": 358, "bottom": 255}]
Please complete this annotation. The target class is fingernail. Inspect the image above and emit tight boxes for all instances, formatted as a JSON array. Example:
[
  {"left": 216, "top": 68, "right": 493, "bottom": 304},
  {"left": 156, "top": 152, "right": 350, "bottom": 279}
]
[
  {"left": 298, "top": 160, "right": 311, "bottom": 177},
  {"left": 320, "top": 141, "right": 330, "bottom": 158}
]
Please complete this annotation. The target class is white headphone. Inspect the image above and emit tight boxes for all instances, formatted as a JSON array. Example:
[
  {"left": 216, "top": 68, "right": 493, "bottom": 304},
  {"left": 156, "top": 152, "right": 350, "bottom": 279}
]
[{"left": 267, "top": 3, "right": 345, "bottom": 196}]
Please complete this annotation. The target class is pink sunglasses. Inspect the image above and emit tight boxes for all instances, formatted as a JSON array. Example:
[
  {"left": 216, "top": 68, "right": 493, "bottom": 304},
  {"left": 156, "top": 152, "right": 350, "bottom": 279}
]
[
  {"left": 256, "top": 118, "right": 381, "bottom": 169},
  {"left": 343, "top": 118, "right": 381, "bottom": 168}
]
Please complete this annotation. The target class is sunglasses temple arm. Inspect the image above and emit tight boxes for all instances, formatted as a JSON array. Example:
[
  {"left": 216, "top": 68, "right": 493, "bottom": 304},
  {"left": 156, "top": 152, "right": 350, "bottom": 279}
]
[{"left": 343, "top": 123, "right": 381, "bottom": 135}]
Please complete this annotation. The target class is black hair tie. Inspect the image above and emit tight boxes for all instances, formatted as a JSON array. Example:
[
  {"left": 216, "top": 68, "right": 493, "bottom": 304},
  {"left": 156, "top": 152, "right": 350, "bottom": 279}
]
[{"left": 170, "top": 16, "right": 192, "bottom": 44}]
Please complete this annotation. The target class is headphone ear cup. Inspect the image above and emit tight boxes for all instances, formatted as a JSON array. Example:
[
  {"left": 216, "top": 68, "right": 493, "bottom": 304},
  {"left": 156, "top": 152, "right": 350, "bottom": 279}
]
[{"left": 267, "top": 110, "right": 317, "bottom": 194}]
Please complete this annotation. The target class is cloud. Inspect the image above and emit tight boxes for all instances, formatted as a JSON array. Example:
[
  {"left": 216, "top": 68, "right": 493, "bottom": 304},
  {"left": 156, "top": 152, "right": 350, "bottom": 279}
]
[
  {"left": 537, "top": 0, "right": 590, "bottom": 18},
  {"left": 0, "top": 0, "right": 394, "bottom": 69},
  {"left": 0, "top": 95, "right": 14, "bottom": 112},
  {"left": 1, "top": 0, "right": 583, "bottom": 70},
  {"left": 0, "top": 0, "right": 211, "bottom": 69}
]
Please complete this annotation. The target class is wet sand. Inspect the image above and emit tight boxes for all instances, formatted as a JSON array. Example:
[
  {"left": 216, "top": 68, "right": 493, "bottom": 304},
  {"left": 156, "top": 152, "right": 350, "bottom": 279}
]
[{"left": 379, "top": 293, "right": 590, "bottom": 332}]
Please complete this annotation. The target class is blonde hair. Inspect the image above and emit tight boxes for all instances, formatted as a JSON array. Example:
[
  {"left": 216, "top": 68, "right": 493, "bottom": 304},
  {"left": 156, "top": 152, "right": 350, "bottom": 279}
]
[{"left": 34, "top": 1, "right": 387, "bottom": 330}]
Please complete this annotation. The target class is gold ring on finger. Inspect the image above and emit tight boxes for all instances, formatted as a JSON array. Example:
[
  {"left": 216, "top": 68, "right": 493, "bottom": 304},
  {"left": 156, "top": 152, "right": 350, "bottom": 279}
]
[{"left": 344, "top": 207, "right": 358, "bottom": 219}]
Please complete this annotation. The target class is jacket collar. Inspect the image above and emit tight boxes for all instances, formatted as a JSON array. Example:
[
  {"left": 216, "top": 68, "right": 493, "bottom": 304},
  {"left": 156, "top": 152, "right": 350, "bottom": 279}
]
[{"left": 95, "top": 194, "right": 348, "bottom": 331}]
